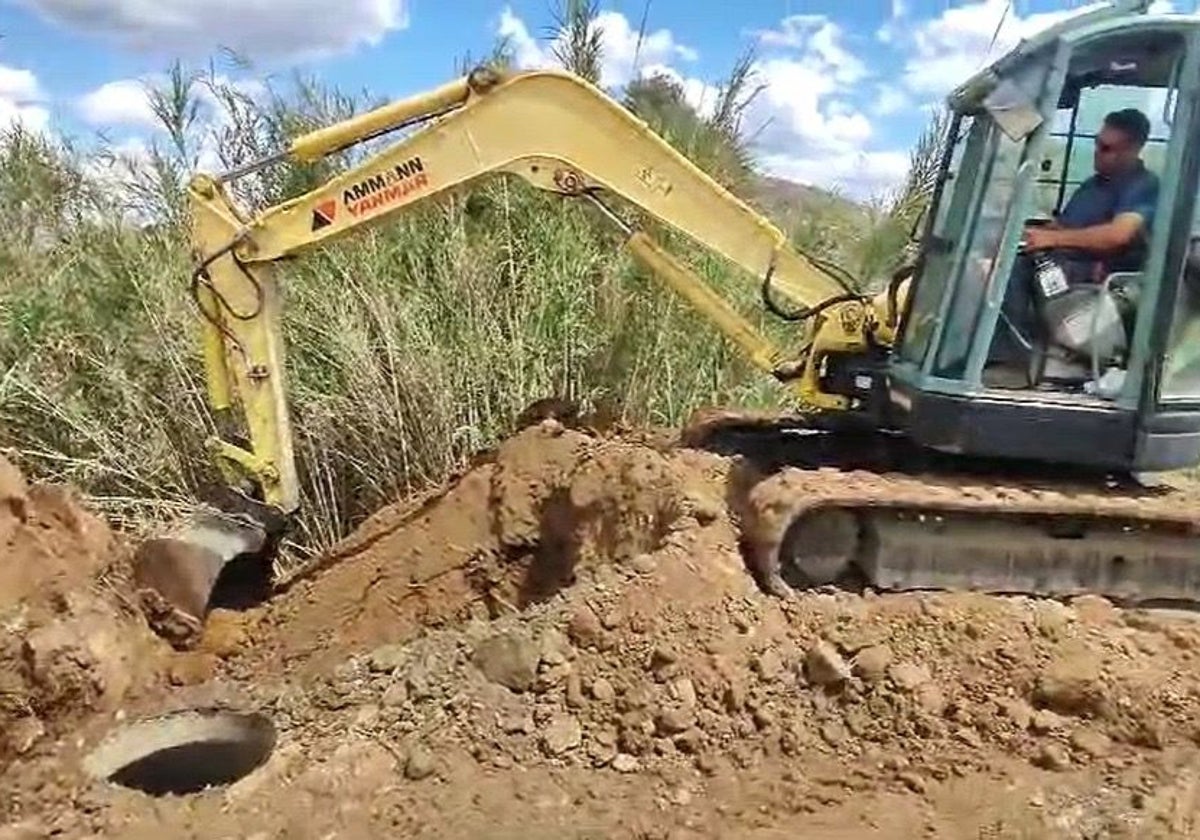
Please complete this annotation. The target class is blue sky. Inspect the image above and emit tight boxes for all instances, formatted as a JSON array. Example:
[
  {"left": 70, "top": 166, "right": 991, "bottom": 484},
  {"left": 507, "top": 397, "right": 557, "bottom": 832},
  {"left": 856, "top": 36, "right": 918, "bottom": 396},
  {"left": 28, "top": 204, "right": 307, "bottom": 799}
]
[{"left": 0, "top": 0, "right": 1195, "bottom": 198}]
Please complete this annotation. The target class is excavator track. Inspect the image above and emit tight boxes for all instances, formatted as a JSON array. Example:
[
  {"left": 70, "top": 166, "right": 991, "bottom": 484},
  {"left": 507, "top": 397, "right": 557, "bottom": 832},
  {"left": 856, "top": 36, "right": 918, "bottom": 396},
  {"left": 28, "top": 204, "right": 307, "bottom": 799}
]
[
  {"left": 742, "top": 467, "right": 1200, "bottom": 606},
  {"left": 685, "top": 410, "right": 1200, "bottom": 607}
]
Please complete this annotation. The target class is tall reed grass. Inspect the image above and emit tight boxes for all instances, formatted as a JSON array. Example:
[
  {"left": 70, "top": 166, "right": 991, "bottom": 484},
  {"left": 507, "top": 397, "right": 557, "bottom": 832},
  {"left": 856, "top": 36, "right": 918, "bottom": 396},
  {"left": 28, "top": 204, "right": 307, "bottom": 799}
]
[{"left": 0, "top": 6, "right": 942, "bottom": 555}]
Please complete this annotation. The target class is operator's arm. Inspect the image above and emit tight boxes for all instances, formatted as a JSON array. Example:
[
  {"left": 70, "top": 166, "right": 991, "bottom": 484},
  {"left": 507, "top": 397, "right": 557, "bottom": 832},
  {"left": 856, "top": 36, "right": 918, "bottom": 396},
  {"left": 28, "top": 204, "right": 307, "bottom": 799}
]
[
  {"left": 1026, "top": 172, "right": 1158, "bottom": 255},
  {"left": 1025, "top": 212, "right": 1145, "bottom": 253}
]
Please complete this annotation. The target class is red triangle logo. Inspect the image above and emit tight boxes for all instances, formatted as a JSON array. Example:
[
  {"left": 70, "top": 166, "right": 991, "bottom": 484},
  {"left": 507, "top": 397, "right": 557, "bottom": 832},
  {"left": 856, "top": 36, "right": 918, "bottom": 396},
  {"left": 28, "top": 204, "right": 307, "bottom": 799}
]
[{"left": 311, "top": 199, "right": 337, "bottom": 231}]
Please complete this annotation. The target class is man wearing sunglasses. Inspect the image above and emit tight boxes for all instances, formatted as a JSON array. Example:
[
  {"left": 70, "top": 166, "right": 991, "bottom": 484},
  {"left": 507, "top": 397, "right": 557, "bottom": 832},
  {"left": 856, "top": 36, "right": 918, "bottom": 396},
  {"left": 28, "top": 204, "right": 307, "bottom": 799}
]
[
  {"left": 1023, "top": 107, "right": 1159, "bottom": 280},
  {"left": 989, "top": 108, "right": 1158, "bottom": 380}
]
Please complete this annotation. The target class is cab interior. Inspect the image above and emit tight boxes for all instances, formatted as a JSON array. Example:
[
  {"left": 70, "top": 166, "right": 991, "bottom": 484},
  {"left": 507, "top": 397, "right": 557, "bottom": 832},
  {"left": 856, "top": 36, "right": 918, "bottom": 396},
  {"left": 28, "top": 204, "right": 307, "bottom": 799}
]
[{"left": 898, "top": 21, "right": 1200, "bottom": 410}]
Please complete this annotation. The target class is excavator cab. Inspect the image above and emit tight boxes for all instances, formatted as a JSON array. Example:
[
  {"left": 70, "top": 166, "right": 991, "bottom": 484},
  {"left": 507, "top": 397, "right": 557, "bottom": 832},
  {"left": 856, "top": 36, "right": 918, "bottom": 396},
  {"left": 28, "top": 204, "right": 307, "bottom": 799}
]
[{"left": 889, "top": 1, "right": 1200, "bottom": 473}]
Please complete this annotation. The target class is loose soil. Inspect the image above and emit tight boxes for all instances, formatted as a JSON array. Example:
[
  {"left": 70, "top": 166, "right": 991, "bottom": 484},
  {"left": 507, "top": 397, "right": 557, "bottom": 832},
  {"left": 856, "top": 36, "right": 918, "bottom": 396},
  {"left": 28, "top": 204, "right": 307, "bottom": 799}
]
[{"left": 6, "top": 422, "right": 1200, "bottom": 839}]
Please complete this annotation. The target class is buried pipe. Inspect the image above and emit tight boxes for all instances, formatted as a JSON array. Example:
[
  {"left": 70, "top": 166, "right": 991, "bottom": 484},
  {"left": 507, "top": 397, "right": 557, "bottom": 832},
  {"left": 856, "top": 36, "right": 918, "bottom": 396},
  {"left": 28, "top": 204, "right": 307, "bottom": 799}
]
[{"left": 83, "top": 709, "right": 276, "bottom": 796}]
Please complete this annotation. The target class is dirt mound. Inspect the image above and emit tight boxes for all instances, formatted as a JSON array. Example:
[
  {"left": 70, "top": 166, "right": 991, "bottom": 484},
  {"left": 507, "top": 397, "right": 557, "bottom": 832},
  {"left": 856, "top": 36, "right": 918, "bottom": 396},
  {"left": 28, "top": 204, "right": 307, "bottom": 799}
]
[
  {"left": 238, "top": 547, "right": 1200, "bottom": 832},
  {"left": 203, "top": 504, "right": 1200, "bottom": 837},
  {"left": 0, "top": 456, "right": 168, "bottom": 775},
  {"left": 9, "top": 425, "right": 1200, "bottom": 837},
  {"left": 239, "top": 421, "right": 720, "bottom": 675}
]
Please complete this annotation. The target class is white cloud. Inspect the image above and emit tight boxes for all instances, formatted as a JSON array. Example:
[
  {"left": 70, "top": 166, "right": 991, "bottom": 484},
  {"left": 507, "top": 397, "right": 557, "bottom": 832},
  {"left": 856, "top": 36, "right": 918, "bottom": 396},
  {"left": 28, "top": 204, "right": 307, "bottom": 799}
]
[
  {"left": 0, "top": 64, "right": 50, "bottom": 133},
  {"left": 736, "top": 15, "right": 905, "bottom": 198},
  {"left": 16, "top": 0, "right": 410, "bottom": 61},
  {"left": 882, "top": 0, "right": 1196, "bottom": 107},
  {"left": 891, "top": 0, "right": 1105, "bottom": 98},
  {"left": 77, "top": 72, "right": 267, "bottom": 134},
  {"left": 498, "top": 7, "right": 548, "bottom": 71},
  {"left": 876, "top": 0, "right": 907, "bottom": 45},
  {"left": 80, "top": 135, "right": 172, "bottom": 226},
  {"left": 751, "top": 66, "right": 870, "bottom": 153},
  {"left": 746, "top": 14, "right": 874, "bottom": 150},
  {"left": 190, "top": 77, "right": 272, "bottom": 171},
  {"left": 86, "top": 135, "right": 153, "bottom": 188},
  {"left": 755, "top": 13, "right": 823, "bottom": 47},
  {"left": 0, "top": 66, "right": 40, "bottom": 103},
  {"left": 497, "top": 5, "right": 696, "bottom": 89},
  {"left": 752, "top": 16, "right": 866, "bottom": 85},
  {"left": 495, "top": 6, "right": 902, "bottom": 198},
  {"left": 74, "top": 71, "right": 270, "bottom": 191},
  {"left": 77, "top": 78, "right": 159, "bottom": 129},
  {"left": 591, "top": 10, "right": 696, "bottom": 87},
  {"left": 638, "top": 63, "right": 720, "bottom": 119},
  {"left": 872, "top": 83, "right": 910, "bottom": 116},
  {"left": 81, "top": 74, "right": 275, "bottom": 223}
]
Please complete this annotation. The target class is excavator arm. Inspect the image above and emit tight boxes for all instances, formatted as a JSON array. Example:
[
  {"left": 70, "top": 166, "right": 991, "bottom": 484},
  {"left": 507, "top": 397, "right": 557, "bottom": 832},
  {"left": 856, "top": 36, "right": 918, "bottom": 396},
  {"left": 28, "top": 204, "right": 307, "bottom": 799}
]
[{"left": 137, "top": 66, "right": 900, "bottom": 644}]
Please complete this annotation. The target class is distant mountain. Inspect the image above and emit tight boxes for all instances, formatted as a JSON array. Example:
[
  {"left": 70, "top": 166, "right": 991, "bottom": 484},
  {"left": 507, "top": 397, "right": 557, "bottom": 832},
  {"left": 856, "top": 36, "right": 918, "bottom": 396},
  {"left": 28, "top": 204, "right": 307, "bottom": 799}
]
[{"left": 743, "top": 175, "right": 866, "bottom": 230}]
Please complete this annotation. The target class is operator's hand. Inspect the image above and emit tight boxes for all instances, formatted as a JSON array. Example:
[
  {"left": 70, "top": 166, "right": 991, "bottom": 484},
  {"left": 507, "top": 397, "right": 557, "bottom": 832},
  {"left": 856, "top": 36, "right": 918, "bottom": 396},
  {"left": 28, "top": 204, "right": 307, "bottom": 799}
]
[{"left": 1023, "top": 225, "right": 1058, "bottom": 251}]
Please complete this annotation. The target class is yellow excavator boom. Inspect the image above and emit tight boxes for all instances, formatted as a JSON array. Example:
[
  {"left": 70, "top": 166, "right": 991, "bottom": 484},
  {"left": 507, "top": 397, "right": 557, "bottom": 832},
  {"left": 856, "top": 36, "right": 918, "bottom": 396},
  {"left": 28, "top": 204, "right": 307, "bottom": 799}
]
[{"left": 140, "top": 65, "right": 898, "bottom": 644}]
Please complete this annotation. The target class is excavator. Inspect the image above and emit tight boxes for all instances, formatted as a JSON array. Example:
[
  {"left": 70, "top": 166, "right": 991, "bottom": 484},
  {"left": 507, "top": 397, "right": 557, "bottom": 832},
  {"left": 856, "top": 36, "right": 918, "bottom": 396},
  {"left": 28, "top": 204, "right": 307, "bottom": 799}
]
[{"left": 133, "top": 0, "right": 1200, "bottom": 645}]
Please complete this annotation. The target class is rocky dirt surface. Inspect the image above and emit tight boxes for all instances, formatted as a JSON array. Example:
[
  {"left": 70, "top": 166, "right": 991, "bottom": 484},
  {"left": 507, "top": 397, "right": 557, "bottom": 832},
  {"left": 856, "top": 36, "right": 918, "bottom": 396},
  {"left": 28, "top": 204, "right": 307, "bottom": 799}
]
[
  {"left": 7, "top": 423, "right": 1200, "bottom": 838},
  {"left": 0, "top": 455, "right": 170, "bottom": 774}
]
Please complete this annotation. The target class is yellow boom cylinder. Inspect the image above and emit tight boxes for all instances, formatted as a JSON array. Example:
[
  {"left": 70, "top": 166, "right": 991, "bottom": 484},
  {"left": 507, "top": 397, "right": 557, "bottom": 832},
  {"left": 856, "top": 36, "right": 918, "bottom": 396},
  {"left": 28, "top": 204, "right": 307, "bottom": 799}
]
[
  {"left": 623, "top": 230, "right": 786, "bottom": 375},
  {"left": 288, "top": 76, "right": 473, "bottom": 163}
]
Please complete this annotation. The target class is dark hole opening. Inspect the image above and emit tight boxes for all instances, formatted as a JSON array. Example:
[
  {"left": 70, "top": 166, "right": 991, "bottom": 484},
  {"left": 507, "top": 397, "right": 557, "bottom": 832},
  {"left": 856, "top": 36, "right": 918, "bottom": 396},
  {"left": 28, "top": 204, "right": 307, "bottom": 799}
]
[
  {"left": 87, "top": 711, "right": 275, "bottom": 797},
  {"left": 207, "top": 552, "right": 274, "bottom": 612},
  {"left": 110, "top": 738, "right": 271, "bottom": 795}
]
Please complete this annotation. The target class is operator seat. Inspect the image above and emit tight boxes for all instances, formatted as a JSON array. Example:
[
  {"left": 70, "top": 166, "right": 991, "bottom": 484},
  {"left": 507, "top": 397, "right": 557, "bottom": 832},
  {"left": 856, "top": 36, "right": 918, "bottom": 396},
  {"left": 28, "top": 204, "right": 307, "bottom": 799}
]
[{"left": 995, "top": 248, "right": 1140, "bottom": 393}]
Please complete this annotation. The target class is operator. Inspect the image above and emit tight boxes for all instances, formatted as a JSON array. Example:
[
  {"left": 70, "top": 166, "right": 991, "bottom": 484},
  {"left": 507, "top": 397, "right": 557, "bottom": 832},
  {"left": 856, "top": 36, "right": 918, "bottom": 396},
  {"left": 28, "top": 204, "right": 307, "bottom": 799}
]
[
  {"left": 1023, "top": 107, "right": 1159, "bottom": 281},
  {"left": 993, "top": 108, "right": 1159, "bottom": 368}
]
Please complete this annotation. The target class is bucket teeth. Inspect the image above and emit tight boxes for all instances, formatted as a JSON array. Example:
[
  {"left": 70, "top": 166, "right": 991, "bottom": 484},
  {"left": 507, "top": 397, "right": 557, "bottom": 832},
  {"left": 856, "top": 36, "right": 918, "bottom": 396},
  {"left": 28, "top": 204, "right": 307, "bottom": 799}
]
[{"left": 132, "top": 512, "right": 268, "bottom": 648}]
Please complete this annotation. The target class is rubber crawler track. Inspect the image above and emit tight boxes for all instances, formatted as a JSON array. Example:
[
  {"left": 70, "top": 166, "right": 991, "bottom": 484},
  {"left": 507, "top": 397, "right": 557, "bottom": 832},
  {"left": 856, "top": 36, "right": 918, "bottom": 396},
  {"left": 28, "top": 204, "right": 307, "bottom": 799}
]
[{"left": 741, "top": 465, "right": 1200, "bottom": 604}]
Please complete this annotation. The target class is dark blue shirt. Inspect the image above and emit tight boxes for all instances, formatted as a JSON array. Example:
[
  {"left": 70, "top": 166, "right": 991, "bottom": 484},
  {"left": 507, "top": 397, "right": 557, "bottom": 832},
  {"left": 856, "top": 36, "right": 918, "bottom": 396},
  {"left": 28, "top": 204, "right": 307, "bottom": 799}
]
[{"left": 1057, "top": 162, "right": 1159, "bottom": 272}]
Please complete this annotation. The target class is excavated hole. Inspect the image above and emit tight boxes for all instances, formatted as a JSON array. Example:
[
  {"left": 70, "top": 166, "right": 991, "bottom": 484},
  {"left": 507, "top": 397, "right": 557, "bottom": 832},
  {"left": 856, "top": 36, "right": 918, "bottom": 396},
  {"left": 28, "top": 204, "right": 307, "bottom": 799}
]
[
  {"left": 83, "top": 710, "right": 275, "bottom": 796},
  {"left": 208, "top": 552, "right": 275, "bottom": 612}
]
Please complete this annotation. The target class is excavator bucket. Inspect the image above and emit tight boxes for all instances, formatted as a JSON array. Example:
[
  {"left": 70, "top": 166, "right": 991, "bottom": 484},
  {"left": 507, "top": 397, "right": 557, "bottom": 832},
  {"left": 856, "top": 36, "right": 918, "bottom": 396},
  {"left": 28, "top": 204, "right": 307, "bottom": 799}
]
[{"left": 131, "top": 510, "right": 270, "bottom": 648}]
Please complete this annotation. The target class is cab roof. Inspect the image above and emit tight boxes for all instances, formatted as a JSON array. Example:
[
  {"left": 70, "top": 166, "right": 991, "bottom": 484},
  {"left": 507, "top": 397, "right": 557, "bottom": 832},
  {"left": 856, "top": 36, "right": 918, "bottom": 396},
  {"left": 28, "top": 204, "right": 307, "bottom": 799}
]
[{"left": 947, "top": 0, "right": 1200, "bottom": 112}]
